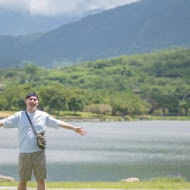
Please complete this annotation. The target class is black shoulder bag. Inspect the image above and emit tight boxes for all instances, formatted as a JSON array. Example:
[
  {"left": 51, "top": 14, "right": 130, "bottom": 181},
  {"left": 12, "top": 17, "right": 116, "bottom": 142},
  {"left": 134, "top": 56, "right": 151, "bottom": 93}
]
[{"left": 25, "top": 111, "right": 46, "bottom": 149}]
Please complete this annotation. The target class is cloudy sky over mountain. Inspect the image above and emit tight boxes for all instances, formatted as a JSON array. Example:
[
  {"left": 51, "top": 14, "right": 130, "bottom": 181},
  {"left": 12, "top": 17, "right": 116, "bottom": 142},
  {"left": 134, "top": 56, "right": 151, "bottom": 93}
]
[
  {"left": 0, "top": 0, "right": 140, "bottom": 36},
  {"left": 0, "top": 0, "right": 139, "bottom": 16}
]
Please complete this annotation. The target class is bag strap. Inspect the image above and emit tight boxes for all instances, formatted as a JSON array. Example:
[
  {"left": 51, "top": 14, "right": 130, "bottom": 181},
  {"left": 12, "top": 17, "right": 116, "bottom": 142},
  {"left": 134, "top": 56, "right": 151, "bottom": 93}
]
[{"left": 25, "top": 111, "right": 37, "bottom": 136}]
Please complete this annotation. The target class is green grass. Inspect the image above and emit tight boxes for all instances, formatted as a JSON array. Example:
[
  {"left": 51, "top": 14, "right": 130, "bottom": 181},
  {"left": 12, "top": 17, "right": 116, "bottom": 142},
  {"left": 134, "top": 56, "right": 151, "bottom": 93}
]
[
  {"left": 148, "top": 115, "right": 190, "bottom": 121},
  {"left": 1, "top": 111, "right": 190, "bottom": 121},
  {"left": 1, "top": 177, "right": 190, "bottom": 189}
]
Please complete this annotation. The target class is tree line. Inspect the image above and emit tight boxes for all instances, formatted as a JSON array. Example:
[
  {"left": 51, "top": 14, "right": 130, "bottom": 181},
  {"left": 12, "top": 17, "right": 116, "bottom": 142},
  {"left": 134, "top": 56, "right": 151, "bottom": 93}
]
[{"left": 0, "top": 47, "right": 190, "bottom": 117}]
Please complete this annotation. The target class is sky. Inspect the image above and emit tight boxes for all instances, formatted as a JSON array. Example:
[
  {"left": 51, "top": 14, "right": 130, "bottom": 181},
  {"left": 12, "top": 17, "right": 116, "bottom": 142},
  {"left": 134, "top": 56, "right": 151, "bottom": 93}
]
[{"left": 0, "top": 0, "right": 139, "bottom": 17}]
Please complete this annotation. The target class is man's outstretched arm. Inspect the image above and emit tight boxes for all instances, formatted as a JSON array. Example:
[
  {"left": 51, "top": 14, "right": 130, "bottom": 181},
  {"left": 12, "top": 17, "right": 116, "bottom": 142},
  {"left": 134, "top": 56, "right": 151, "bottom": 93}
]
[{"left": 59, "top": 120, "right": 87, "bottom": 136}]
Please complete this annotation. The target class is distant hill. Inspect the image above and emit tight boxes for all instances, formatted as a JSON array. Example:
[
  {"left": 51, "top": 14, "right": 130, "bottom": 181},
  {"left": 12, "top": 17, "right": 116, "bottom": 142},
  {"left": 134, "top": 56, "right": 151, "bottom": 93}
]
[
  {"left": 0, "top": 48, "right": 190, "bottom": 116},
  {"left": 0, "top": 0, "right": 190, "bottom": 68}
]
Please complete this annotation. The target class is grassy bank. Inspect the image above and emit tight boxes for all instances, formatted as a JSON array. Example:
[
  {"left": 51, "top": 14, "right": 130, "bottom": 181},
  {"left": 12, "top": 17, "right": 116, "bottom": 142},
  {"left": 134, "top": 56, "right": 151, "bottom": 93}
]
[
  {"left": 1, "top": 177, "right": 190, "bottom": 189},
  {"left": 0, "top": 111, "right": 190, "bottom": 121}
]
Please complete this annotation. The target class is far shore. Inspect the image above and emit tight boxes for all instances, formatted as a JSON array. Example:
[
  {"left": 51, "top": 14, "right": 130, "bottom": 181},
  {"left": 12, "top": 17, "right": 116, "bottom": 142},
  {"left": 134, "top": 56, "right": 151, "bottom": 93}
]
[{"left": 0, "top": 111, "right": 190, "bottom": 122}]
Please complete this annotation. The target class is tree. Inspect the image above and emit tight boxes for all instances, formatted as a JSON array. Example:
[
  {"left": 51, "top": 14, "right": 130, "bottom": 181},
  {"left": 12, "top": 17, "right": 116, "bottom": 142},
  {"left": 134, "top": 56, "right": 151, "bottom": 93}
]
[
  {"left": 24, "top": 63, "right": 38, "bottom": 82},
  {"left": 0, "top": 96, "right": 8, "bottom": 110},
  {"left": 109, "top": 90, "right": 149, "bottom": 116},
  {"left": 180, "top": 99, "right": 190, "bottom": 116},
  {"left": 153, "top": 94, "right": 179, "bottom": 115},
  {"left": 49, "top": 93, "right": 66, "bottom": 114},
  {"left": 39, "top": 85, "right": 66, "bottom": 112},
  {"left": 68, "top": 95, "right": 85, "bottom": 115}
]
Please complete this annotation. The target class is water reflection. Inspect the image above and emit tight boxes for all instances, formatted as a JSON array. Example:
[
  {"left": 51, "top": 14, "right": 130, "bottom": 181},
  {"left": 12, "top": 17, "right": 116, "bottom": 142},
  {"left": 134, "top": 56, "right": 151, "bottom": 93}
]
[{"left": 0, "top": 121, "right": 190, "bottom": 181}]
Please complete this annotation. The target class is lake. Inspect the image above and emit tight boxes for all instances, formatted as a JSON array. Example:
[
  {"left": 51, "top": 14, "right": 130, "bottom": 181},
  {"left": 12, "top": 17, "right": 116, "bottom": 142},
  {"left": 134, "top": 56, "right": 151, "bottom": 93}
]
[{"left": 0, "top": 120, "right": 190, "bottom": 182}]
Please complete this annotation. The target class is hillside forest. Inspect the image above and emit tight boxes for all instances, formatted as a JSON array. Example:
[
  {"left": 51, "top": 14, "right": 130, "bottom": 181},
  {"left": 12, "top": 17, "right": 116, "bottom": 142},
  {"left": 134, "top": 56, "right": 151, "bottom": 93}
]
[{"left": 0, "top": 47, "right": 190, "bottom": 119}]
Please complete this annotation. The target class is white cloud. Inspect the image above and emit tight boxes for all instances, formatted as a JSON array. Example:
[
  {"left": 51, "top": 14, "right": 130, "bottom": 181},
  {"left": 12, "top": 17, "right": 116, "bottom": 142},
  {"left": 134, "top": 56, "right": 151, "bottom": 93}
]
[
  {"left": 0, "top": 0, "right": 28, "bottom": 12},
  {"left": 0, "top": 0, "right": 139, "bottom": 16}
]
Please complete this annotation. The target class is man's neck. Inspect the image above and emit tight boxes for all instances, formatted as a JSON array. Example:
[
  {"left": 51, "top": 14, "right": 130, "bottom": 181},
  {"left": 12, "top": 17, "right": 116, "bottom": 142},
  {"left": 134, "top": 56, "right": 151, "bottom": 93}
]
[{"left": 26, "top": 108, "right": 37, "bottom": 113}]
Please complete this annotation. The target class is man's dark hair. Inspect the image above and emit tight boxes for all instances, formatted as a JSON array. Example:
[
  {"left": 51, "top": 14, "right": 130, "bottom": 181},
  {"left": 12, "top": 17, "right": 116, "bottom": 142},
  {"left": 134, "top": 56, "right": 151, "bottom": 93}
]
[{"left": 25, "top": 92, "right": 39, "bottom": 100}]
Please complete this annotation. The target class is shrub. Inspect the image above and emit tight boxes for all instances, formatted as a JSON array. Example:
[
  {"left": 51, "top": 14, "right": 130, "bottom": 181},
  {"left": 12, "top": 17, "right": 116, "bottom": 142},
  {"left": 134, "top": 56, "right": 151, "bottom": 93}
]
[{"left": 84, "top": 104, "right": 112, "bottom": 115}]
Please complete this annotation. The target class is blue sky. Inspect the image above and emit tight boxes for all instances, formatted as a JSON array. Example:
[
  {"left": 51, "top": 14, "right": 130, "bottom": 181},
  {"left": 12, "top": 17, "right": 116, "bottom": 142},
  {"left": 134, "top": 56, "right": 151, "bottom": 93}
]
[{"left": 0, "top": 0, "right": 139, "bottom": 17}]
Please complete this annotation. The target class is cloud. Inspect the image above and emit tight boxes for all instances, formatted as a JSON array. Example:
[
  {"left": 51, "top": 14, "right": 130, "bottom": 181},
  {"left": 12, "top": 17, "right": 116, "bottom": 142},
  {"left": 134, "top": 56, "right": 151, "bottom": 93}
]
[
  {"left": 0, "top": 0, "right": 140, "bottom": 16},
  {"left": 0, "top": 0, "right": 28, "bottom": 13}
]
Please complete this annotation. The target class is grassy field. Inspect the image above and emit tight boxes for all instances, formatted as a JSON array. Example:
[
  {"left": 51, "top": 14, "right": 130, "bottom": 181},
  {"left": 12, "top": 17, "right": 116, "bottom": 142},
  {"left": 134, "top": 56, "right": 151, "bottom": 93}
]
[
  {"left": 1, "top": 177, "right": 190, "bottom": 189},
  {"left": 0, "top": 111, "right": 190, "bottom": 121},
  {"left": 0, "top": 111, "right": 15, "bottom": 118}
]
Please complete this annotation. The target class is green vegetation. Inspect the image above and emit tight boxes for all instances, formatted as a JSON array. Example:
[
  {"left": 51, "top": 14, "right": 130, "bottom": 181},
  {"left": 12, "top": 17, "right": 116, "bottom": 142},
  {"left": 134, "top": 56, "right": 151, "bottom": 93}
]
[
  {"left": 0, "top": 48, "right": 190, "bottom": 119},
  {"left": 0, "top": 177, "right": 190, "bottom": 189}
]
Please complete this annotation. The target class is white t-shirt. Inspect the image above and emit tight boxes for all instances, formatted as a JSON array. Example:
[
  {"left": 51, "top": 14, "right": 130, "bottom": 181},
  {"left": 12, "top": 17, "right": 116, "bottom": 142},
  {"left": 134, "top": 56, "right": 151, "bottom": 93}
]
[{"left": 1, "top": 110, "right": 60, "bottom": 153}]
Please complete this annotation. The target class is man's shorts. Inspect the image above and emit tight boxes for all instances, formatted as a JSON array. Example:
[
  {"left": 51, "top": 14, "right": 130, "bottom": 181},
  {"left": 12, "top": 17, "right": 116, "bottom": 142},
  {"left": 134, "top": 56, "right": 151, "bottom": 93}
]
[{"left": 18, "top": 150, "right": 47, "bottom": 181}]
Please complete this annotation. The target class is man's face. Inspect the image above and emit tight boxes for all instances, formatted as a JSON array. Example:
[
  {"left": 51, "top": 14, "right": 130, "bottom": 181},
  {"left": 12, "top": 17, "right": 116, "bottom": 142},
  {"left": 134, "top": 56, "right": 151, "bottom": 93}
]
[{"left": 25, "top": 96, "right": 39, "bottom": 110}]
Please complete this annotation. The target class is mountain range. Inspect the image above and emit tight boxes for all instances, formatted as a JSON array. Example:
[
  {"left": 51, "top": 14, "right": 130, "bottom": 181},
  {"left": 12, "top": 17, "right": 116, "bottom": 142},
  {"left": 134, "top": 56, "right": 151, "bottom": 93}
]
[
  {"left": 0, "top": 0, "right": 190, "bottom": 68},
  {"left": 0, "top": 8, "right": 103, "bottom": 36}
]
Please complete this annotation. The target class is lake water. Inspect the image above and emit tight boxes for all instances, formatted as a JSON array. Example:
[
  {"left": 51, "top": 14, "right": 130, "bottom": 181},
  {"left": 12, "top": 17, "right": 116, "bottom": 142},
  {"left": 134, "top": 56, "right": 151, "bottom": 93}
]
[{"left": 0, "top": 120, "right": 190, "bottom": 182}]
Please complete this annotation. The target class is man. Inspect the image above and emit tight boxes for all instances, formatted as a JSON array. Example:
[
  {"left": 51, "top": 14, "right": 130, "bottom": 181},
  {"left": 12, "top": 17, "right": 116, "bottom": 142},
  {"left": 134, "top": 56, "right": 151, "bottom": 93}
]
[{"left": 0, "top": 92, "right": 87, "bottom": 190}]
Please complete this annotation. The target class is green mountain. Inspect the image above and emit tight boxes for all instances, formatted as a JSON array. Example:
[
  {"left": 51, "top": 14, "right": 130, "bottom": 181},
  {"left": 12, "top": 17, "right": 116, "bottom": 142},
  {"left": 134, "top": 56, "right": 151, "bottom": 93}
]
[
  {"left": 0, "top": 48, "right": 190, "bottom": 116},
  {"left": 0, "top": 0, "right": 190, "bottom": 68}
]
